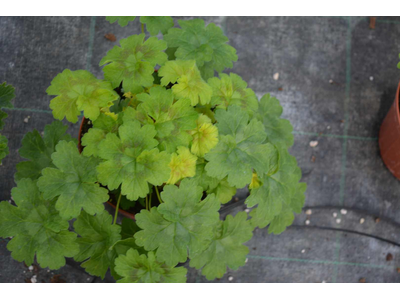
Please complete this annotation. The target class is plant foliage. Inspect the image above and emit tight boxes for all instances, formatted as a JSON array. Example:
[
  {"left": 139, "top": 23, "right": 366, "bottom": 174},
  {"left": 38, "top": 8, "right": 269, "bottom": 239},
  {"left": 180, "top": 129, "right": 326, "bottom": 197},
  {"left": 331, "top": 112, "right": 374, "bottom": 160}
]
[{"left": 0, "top": 16, "right": 306, "bottom": 283}]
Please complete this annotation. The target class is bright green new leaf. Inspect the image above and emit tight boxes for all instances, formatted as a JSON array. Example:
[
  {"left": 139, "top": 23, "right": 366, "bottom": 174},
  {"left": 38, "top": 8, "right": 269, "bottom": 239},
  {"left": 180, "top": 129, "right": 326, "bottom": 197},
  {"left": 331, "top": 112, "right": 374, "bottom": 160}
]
[
  {"left": 158, "top": 60, "right": 212, "bottom": 106},
  {"left": 47, "top": 69, "right": 119, "bottom": 123},
  {"left": 140, "top": 16, "right": 174, "bottom": 36},
  {"left": 115, "top": 249, "right": 187, "bottom": 283},
  {"left": 82, "top": 113, "right": 120, "bottom": 157},
  {"left": 73, "top": 211, "right": 121, "bottom": 279},
  {"left": 164, "top": 19, "right": 237, "bottom": 79},
  {"left": 167, "top": 146, "right": 197, "bottom": 184},
  {"left": 205, "top": 106, "right": 279, "bottom": 188},
  {"left": 97, "top": 120, "right": 170, "bottom": 200},
  {"left": 208, "top": 73, "right": 258, "bottom": 116},
  {"left": 100, "top": 34, "right": 167, "bottom": 92},
  {"left": 256, "top": 94, "right": 294, "bottom": 148},
  {"left": 190, "top": 212, "right": 252, "bottom": 280},
  {"left": 0, "top": 134, "right": 9, "bottom": 164},
  {"left": 0, "top": 179, "right": 79, "bottom": 269},
  {"left": 189, "top": 114, "right": 218, "bottom": 157},
  {"left": 0, "top": 82, "right": 15, "bottom": 129},
  {"left": 15, "top": 121, "right": 75, "bottom": 181},
  {"left": 136, "top": 86, "right": 198, "bottom": 152},
  {"left": 134, "top": 179, "right": 220, "bottom": 266},
  {"left": 106, "top": 16, "right": 136, "bottom": 27},
  {"left": 37, "top": 140, "right": 109, "bottom": 219},
  {"left": 247, "top": 149, "right": 306, "bottom": 234}
]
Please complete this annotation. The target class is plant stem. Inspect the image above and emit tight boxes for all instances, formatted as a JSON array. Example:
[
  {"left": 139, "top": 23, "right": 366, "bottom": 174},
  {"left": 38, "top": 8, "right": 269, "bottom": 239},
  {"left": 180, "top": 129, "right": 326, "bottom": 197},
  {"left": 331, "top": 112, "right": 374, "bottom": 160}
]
[
  {"left": 141, "top": 23, "right": 144, "bottom": 34},
  {"left": 149, "top": 192, "right": 152, "bottom": 209},
  {"left": 154, "top": 186, "right": 163, "bottom": 204},
  {"left": 146, "top": 194, "right": 149, "bottom": 210},
  {"left": 113, "top": 192, "right": 122, "bottom": 225}
]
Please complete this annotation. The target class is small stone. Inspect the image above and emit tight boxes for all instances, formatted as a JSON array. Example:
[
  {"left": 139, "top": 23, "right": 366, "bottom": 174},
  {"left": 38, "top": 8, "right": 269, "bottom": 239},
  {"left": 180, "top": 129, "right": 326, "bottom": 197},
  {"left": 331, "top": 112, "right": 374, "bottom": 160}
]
[
  {"left": 322, "top": 280, "right": 327, "bottom": 283},
  {"left": 327, "top": 125, "right": 331, "bottom": 129},
  {"left": 336, "top": 219, "right": 341, "bottom": 224},
  {"left": 245, "top": 258, "right": 248, "bottom": 263},
  {"left": 234, "top": 197, "right": 239, "bottom": 202},
  {"left": 333, "top": 212, "right": 337, "bottom": 218},
  {"left": 301, "top": 249, "right": 306, "bottom": 254},
  {"left": 309, "top": 141, "right": 318, "bottom": 147},
  {"left": 87, "top": 278, "right": 91, "bottom": 281},
  {"left": 305, "top": 209, "right": 312, "bottom": 215},
  {"left": 104, "top": 33, "right": 117, "bottom": 42},
  {"left": 329, "top": 79, "right": 333, "bottom": 84},
  {"left": 359, "top": 278, "right": 366, "bottom": 283},
  {"left": 228, "top": 276, "right": 234, "bottom": 281},
  {"left": 23, "top": 116, "right": 31, "bottom": 123},
  {"left": 31, "top": 275, "right": 37, "bottom": 283},
  {"left": 360, "top": 218, "right": 365, "bottom": 224},
  {"left": 305, "top": 220, "right": 310, "bottom": 225},
  {"left": 375, "top": 217, "right": 380, "bottom": 223},
  {"left": 28, "top": 265, "right": 34, "bottom": 271},
  {"left": 8, "top": 200, "right": 12, "bottom": 203},
  {"left": 369, "top": 76, "right": 374, "bottom": 81},
  {"left": 273, "top": 73, "right": 279, "bottom": 80},
  {"left": 386, "top": 253, "right": 393, "bottom": 261},
  {"left": 340, "top": 209, "right": 347, "bottom": 215},
  {"left": 244, "top": 208, "right": 250, "bottom": 213},
  {"left": 47, "top": 270, "right": 50, "bottom": 273},
  {"left": 311, "top": 155, "right": 316, "bottom": 163}
]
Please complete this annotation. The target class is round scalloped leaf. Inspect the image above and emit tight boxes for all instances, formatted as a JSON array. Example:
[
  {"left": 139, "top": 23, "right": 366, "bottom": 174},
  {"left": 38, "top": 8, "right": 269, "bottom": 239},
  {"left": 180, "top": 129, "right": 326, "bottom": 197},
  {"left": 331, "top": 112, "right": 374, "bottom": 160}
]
[
  {"left": 140, "top": 16, "right": 174, "bottom": 36},
  {"left": 106, "top": 16, "right": 136, "bottom": 27}
]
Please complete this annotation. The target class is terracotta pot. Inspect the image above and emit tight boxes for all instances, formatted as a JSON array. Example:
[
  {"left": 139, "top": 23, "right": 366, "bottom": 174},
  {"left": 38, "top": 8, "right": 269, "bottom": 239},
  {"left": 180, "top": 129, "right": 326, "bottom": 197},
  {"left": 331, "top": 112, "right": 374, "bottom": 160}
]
[
  {"left": 78, "top": 117, "right": 135, "bottom": 220},
  {"left": 379, "top": 81, "right": 400, "bottom": 179}
]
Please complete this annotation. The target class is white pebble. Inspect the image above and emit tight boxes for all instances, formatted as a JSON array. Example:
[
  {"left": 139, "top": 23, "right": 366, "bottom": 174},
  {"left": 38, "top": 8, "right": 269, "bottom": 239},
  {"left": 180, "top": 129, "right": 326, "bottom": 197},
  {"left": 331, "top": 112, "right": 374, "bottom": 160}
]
[
  {"left": 305, "top": 220, "right": 310, "bottom": 225},
  {"left": 28, "top": 265, "right": 34, "bottom": 271},
  {"left": 329, "top": 79, "right": 333, "bottom": 84},
  {"left": 301, "top": 249, "right": 306, "bottom": 254},
  {"left": 309, "top": 141, "right": 318, "bottom": 147},
  {"left": 31, "top": 275, "right": 37, "bottom": 283},
  {"left": 273, "top": 73, "right": 279, "bottom": 80},
  {"left": 244, "top": 208, "right": 250, "bottom": 213},
  {"left": 322, "top": 280, "right": 327, "bottom": 283},
  {"left": 327, "top": 126, "right": 331, "bottom": 129},
  {"left": 340, "top": 209, "right": 347, "bottom": 215},
  {"left": 369, "top": 76, "right": 374, "bottom": 81},
  {"left": 336, "top": 219, "right": 341, "bottom": 224},
  {"left": 8, "top": 200, "right": 12, "bottom": 203},
  {"left": 87, "top": 278, "right": 91, "bottom": 281},
  {"left": 228, "top": 276, "right": 234, "bottom": 281},
  {"left": 47, "top": 270, "right": 50, "bottom": 273},
  {"left": 245, "top": 258, "right": 248, "bottom": 263},
  {"left": 360, "top": 218, "right": 365, "bottom": 224},
  {"left": 23, "top": 116, "right": 31, "bottom": 123},
  {"left": 305, "top": 209, "right": 312, "bottom": 215},
  {"left": 333, "top": 212, "right": 337, "bottom": 218}
]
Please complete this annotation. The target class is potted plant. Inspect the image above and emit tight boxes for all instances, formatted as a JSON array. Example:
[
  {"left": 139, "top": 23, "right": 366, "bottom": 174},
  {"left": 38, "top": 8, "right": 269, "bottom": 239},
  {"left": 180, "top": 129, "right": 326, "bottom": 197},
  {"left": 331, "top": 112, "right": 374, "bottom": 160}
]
[
  {"left": 0, "top": 16, "right": 306, "bottom": 283},
  {"left": 379, "top": 56, "right": 400, "bottom": 178}
]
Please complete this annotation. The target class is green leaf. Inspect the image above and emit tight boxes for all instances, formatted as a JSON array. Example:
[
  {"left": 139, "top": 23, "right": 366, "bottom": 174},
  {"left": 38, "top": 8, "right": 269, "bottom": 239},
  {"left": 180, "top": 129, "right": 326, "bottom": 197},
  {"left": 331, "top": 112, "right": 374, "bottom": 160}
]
[
  {"left": 167, "top": 146, "right": 197, "bottom": 184},
  {"left": 73, "top": 211, "right": 121, "bottom": 279},
  {"left": 208, "top": 73, "right": 258, "bottom": 117},
  {"left": 106, "top": 16, "right": 136, "bottom": 27},
  {"left": 256, "top": 94, "right": 294, "bottom": 148},
  {"left": 205, "top": 106, "right": 279, "bottom": 188},
  {"left": 207, "top": 178, "right": 237, "bottom": 204},
  {"left": 47, "top": 69, "right": 118, "bottom": 123},
  {"left": 0, "top": 179, "right": 79, "bottom": 269},
  {"left": 136, "top": 86, "right": 198, "bottom": 152},
  {"left": 140, "top": 16, "right": 174, "bottom": 36},
  {"left": 0, "top": 134, "right": 9, "bottom": 164},
  {"left": 190, "top": 212, "right": 252, "bottom": 280},
  {"left": 100, "top": 34, "right": 167, "bottom": 92},
  {"left": 97, "top": 120, "right": 170, "bottom": 200},
  {"left": 164, "top": 19, "right": 237, "bottom": 79},
  {"left": 134, "top": 179, "right": 220, "bottom": 266},
  {"left": 189, "top": 114, "right": 219, "bottom": 157},
  {"left": 0, "top": 82, "right": 15, "bottom": 130},
  {"left": 15, "top": 121, "right": 75, "bottom": 181},
  {"left": 115, "top": 249, "right": 187, "bottom": 283},
  {"left": 82, "top": 113, "right": 120, "bottom": 157},
  {"left": 37, "top": 140, "right": 109, "bottom": 220},
  {"left": 247, "top": 148, "right": 306, "bottom": 234},
  {"left": 158, "top": 60, "right": 212, "bottom": 106}
]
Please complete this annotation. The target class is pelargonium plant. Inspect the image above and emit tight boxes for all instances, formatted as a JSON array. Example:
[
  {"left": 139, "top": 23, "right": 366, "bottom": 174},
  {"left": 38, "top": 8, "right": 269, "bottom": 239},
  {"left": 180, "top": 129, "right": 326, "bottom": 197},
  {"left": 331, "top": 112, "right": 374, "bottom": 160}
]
[{"left": 0, "top": 16, "right": 306, "bottom": 283}]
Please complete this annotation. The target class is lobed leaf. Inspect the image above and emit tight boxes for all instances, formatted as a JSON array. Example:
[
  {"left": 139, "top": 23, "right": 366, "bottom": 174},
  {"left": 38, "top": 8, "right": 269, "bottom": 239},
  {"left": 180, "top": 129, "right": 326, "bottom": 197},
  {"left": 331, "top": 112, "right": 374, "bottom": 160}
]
[
  {"left": 189, "top": 114, "right": 218, "bottom": 157},
  {"left": 0, "top": 134, "right": 9, "bottom": 164},
  {"left": 167, "top": 146, "right": 197, "bottom": 184},
  {"left": 140, "top": 16, "right": 174, "bottom": 36},
  {"left": 106, "top": 16, "right": 136, "bottom": 27}
]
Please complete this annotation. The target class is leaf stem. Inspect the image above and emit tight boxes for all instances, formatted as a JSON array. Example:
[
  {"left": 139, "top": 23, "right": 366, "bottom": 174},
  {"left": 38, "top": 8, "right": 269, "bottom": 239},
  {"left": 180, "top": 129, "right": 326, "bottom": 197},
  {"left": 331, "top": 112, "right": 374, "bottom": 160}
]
[
  {"left": 154, "top": 186, "right": 163, "bottom": 204},
  {"left": 113, "top": 192, "right": 122, "bottom": 225},
  {"left": 146, "top": 194, "right": 149, "bottom": 210},
  {"left": 141, "top": 23, "right": 145, "bottom": 34}
]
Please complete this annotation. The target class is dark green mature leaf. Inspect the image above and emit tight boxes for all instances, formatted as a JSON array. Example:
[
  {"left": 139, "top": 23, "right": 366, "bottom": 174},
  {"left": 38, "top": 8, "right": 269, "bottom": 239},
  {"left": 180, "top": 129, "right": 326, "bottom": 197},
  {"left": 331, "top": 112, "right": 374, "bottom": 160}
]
[
  {"left": 73, "top": 211, "right": 121, "bottom": 279},
  {"left": 164, "top": 19, "right": 237, "bottom": 79},
  {"left": 47, "top": 69, "right": 119, "bottom": 123},
  {"left": 190, "top": 212, "right": 253, "bottom": 279},
  {"left": 247, "top": 148, "right": 306, "bottom": 234},
  {"left": 134, "top": 179, "right": 220, "bottom": 266},
  {"left": 136, "top": 86, "right": 198, "bottom": 152},
  {"left": 0, "top": 82, "right": 15, "bottom": 130},
  {"left": 106, "top": 16, "right": 136, "bottom": 27},
  {"left": 15, "top": 121, "right": 75, "bottom": 181},
  {"left": 37, "top": 140, "right": 109, "bottom": 220},
  {"left": 205, "top": 106, "right": 279, "bottom": 188},
  {"left": 140, "top": 16, "right": 174, "bottom": 36},
  {"left": 256, "top": 94, "right": 294, "bottom": 148},
  {"left": 0, "top": 179, "right": 79, "bottom": 269},
  {"left": 97, "top": 119, "right": 170, "bottom": 200},
  {"left": 115, "top": 249, "right": 187, "bottom": 283},
  {"left": 0, "top": 134, "right": 9, "bottom": 164},
  {"left": 100, "top": 34, "right": 167, "bottom": 93}
]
